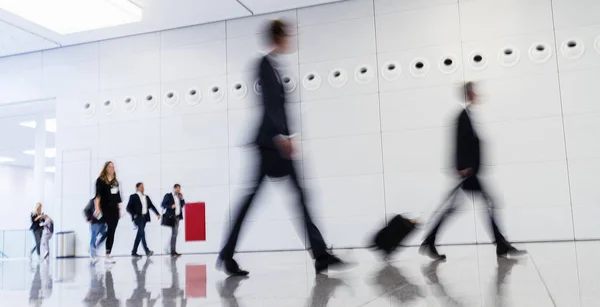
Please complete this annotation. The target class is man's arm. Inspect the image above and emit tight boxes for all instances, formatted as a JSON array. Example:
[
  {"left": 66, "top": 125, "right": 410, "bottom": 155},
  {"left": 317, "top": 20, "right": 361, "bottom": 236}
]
[{"left": 148, "top": 197, "right": 160, "bottom": 216}]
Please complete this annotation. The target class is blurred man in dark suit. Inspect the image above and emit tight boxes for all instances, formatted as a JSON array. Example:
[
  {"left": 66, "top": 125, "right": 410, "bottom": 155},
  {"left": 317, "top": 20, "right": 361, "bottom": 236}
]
[
  {"left": 420, "top": 82, "right": 525, "bottom": 260},
  {"left": 218, "top": 19, "right": 346, "bottom": 276},
  {"left": 127, "top": 182, "right": 160, "bottom": 257}
]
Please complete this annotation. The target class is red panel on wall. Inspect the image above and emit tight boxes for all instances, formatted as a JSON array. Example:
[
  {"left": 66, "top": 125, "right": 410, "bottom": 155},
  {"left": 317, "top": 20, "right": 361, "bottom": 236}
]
[
  {"left": 185, "top": 202, "right": 206, "bottom": 241},
  {"left": 185, "top": 264, "right": 207, "bottom": 298}
]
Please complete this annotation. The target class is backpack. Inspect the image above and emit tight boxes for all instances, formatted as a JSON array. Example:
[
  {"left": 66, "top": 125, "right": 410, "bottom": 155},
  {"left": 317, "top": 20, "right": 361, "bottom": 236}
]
[{"left": 83, "top": 198, "right": 94, "bottom": 221}]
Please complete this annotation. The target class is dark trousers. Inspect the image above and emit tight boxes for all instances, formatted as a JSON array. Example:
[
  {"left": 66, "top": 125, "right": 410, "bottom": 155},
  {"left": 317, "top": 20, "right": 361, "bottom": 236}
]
[
  {"left": 132, "top": 217, "right": 149, "bottom": 254},
  {"left": 424, "top": 176, "right": 507, "bottom": 246},
  {"left": 220, "top": 148, "right": 328, "bottom": 260},
  {"left": 105, "top": 218, "right": 119, "bottom": 254},
  {"left": 30, "top": 228, "right": 43, "bottom": 256}
]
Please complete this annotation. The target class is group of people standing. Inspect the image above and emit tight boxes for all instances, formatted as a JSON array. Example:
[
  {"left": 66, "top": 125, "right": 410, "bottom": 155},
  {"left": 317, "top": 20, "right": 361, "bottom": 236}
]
[{"left": 85, "top": 161, "right": 186, "bottom": 263}]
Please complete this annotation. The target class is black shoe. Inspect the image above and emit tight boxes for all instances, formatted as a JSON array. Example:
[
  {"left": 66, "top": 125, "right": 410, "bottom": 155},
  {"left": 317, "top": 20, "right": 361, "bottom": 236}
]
[
  {"left": 496, "top": 244, "right": 526, "bottom": 258},
  {"left": 419, "top": 242, "right": 446, "bottom": 261},
  {"left": 131, "top": 253, "right": 142, "bottom": 258},
  {"left": 217, "top": 257, "right": 249, "bottom": 276},
  {"left": 315, "top": 254, "right": 348, "bottom": 275},
  {"left": 170, "top": 252, "right": 182, "bottom": 257},
  {"left": 146, "top": 250, "right": 154, "bottom": 257}
]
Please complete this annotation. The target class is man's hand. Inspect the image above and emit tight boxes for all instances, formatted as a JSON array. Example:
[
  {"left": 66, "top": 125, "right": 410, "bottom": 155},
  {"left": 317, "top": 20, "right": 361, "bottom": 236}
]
[
  {"left": 457, "top": 168, "right": 472, "bottom": 178},
  {"left": 133, "top": 215, "right": 137, "bottom": 219},
  {"left": 157, "top": 214, "right": 161, "bottom": 220},
  {"left": 171, "top": 204, "right": 176, "bottom": 209},
  {"left": 275, "top": 137, "right": 293, "bottom": 159},
  {"left": 178, "top": 193, "right": 184, "bottom": 200}
]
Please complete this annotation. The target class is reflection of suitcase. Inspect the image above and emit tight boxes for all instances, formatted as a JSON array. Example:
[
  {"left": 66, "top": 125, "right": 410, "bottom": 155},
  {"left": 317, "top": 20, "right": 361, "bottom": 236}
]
[{"left": 372, "top": 215, "right": 417, "bottom": 256}]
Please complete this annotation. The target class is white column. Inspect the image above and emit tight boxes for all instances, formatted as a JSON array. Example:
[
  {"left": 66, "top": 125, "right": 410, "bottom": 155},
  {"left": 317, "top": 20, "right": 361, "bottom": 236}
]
[{"left": 34, "top": 115, "right": 46, "bottom": 204}]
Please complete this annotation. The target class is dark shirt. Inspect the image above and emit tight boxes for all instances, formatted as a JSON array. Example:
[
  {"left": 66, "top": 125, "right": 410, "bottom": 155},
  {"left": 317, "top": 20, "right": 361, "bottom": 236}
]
[
  {"left": 95, "top": 178, "right": 122, "bottom": 219},
  {"left": 30, "top": 213, "right": 44, "bottom": 231}
]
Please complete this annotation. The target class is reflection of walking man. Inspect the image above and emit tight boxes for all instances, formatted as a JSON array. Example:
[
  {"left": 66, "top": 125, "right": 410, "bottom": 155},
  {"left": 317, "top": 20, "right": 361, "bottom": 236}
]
[{"left": 420, "top": 82, "right": 526, "bottom": 260}]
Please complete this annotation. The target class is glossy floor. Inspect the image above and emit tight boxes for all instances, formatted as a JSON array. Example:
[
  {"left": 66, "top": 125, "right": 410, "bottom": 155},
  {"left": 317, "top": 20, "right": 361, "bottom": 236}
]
[{"left": 6, "top": 241, "right": 600, "bottom": 306}]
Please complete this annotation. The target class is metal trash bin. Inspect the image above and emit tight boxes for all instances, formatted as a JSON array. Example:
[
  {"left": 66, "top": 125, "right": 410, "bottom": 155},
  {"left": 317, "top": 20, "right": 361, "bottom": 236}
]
[{"left": 55, "top": 231, "right": 75, "bottom": 258}]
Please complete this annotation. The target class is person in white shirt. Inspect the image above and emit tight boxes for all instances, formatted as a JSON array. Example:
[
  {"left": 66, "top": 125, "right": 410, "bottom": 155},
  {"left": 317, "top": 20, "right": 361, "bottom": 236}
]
[
  {"left": 161, "top": 184, "right": 185, "bottom": 257},
  {"left": 126, "top": 182, "right": 160, "bottom": 257}
]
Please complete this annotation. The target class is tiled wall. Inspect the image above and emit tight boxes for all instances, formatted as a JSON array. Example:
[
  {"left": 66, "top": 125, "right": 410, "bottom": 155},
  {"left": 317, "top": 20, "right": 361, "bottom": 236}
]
[{"left": 1, "top": 0, "right": 599, "bottom": 256}]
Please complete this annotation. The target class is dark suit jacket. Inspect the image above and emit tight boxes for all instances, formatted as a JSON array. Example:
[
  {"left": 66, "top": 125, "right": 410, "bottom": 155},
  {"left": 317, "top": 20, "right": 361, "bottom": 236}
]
[
  {"left": 126, "top": 194, "right": 159, "bottom": 223},
  {"left": 254, "top": 55, "right": 290, "bottom": 149},
  {"left": 161, "top": 193, "right": 185, "bottom": 220},
  {"left": 456, "top": 109, "right": 482, "bottom": 190}
]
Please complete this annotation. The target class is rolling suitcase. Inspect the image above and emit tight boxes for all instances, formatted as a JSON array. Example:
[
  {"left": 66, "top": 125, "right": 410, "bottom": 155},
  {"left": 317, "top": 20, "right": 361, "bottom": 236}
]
[{"left": 371, "top": 179, "right": 467, "bottom": 257}]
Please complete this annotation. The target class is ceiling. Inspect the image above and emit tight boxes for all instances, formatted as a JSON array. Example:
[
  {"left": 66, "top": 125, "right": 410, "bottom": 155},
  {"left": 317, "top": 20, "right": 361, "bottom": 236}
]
[{"left": 0, "top": 0, "right": 344, "bottom": 58}]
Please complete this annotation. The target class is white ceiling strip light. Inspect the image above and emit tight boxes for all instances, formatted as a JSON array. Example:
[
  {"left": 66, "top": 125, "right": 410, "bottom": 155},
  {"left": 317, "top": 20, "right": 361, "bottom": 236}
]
[{"left": 0, "top": 0, "right": 142, "bottom": 34}]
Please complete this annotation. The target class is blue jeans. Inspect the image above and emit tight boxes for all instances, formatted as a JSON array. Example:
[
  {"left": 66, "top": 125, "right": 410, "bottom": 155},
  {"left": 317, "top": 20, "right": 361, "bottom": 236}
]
[{"left": 90, "top": 223, "right": 107, "bottom": 258}]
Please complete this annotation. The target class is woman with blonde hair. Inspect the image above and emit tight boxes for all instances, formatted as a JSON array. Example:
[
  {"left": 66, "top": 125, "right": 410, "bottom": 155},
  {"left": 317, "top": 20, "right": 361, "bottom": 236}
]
[
  {"left": 30, "top": 203, "right": 45, "bottom": 258},
  {"left": 94, "top": 161, "right": 122, "bottom": 263}
]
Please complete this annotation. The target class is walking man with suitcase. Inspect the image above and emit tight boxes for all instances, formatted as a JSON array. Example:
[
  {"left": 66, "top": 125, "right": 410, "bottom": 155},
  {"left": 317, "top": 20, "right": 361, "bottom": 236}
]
[
  {"left": 217, "top": 19, "right": 346, "bottom": 276},
  {"left": 420, "top": 82, "right": 525, "bottom": 260}
]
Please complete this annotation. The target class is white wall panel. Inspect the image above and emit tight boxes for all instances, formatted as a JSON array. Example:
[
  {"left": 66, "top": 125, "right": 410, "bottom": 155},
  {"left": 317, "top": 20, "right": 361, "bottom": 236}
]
[
  {"left": 161, "top": 148, "right": 229, "bottom": 189},
  {"left": 56, "top": 93, "right": 99, "bottom": 128},
  {"left": 552, "top": 0, "right": 600, "bottom": 30},
  {"left": 99, "top": 33, "right": 161, "bottom": 58},
  {"left": 160, "top": 75, "right": 229, "bottom": 117},
  {"left": 474, "top": 206, "right": 574, "bottom": 242},
  {"left": 226, "top": 10, "right": 298, "bottom": 38},
  {"left": 98, "top": 119, "right": 161, "bottom": 159},
  {"left": 315, "top": 214, "right": 385, "bottom": 247},
  {"left": 98, "top": 84, "right": 161, "bottom": 124},
  {"left": 110, "top": 154, "right": 161, "bottom": 200},
  {"left": 555, "top": 25, "right": 600, "bottom": 72},
  {"left": 237, "top": 219, "right": 306, "bottom": 251},
  {"left": 564, "top": 113, "right": 600, "bottom": 159},
  {"left": 42, "top": 60, "right": 98, "bottom": 96},
  {"left": 301, "top": 94, "right": 380, "bottom": 140},
  {"left": 297, "top": 0, "right": 373, "bottom": 27},
  {"left": 382, "top": 128, "right": 453, "bottom": 172},
  {"left": 161, "top": 40, "right": 227, "bottom": 83},
  {"left": 227, "top": 34, "right": 299, "bottom": 75},
  {"left": 378, "top": 44, "right": 464, "bottom": 93},
  {"left": 56, "top": 125, "right": 98, "bottom": 162},
  {"left": 0, "top": 52, "right": 43, "bottom": 103},
  {"left": 481, "top": 117, "right": 566, "bottom": 165},
  {"left": 375, "top": 0, "right": 456, "bottom": 15},
  {"left": 299, "top": 55, "right": 378, "bottom": 101},
  {"left": 298, "top": 17, "right": 376, "bottom": 64},
  {"left": 160, "top": 22, "right": 226, "bottom": 48},
  {"left": 475, "top": 74, "right": 562, "bottom": 123},
  {"left": 560, "top": 68, "right": 600, "bottom": 115},
  {"left": 376, "top": 4, "right": 460, "bottom": 53},
  {"left": 380, "top": 86, "right": 462, "bottom": 132},
  {"left": 459, "top": 0, "right": 553, "bottom": 41},
  {"left": 99, "top": 51, "right": 161, "bottom": 90},
  {"left": 161, "top": 111, "right": 228, "bottom": 153},
  {"left": 230, "top": 180, "right": 303, "bottom": 222},
  {"left": 303, "top": 134, "right": 383, "bottom": 178},
  {"left": 572, "top": 206, "right": 600, "bottom": 240},
  {"left": 42, "top": 43, "right": 99, "bottom": 66},
  {"left": 568, "top": 158, "right": 600, "bottom": 207},
  {"left": 462, "top": 32, "right": 557, "bottom": 81}
]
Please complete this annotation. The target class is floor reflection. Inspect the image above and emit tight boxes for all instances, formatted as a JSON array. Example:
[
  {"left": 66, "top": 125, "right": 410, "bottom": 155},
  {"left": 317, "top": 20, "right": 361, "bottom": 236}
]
[
  {"left": 162, "top": 257, "right": 186, "bottom": 307},
  {"left": 494, "top": 257, "right": 522, "bottom": 307},
  {"left": 217, "top": 275, "right": 248, "bottom": 307},
  {"left": 28, "top": 260, "right": 53, "bottom": 306},
  {"left": 373, "top": 263, "right": 424, "bottom": 305},
  {"left": 127, "top": 258, "right": 157, "bottom": 307},
  {"left": 421, "top": 260, "right": 464, "bottom": 306},
  {"left": 307, "top": 275, "right": 347, "bottom": 307}
]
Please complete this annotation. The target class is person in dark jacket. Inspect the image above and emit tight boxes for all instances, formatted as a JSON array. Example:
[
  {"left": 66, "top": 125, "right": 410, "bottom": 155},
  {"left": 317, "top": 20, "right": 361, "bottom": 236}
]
[
  {"left": 30, "top": 203, "right": 45, "bottom": 259},
  {"left": 420, "top": 82, "right": 526, "bottom": 260},
  {"left": 217, "top": 19, "right": 345, "bottom": 276},
  {"left": 127, "top": 182, "right": 160, "bottom": 257},
  {"left": 161, "top": 184, "right": 185, "bottom": 257}
]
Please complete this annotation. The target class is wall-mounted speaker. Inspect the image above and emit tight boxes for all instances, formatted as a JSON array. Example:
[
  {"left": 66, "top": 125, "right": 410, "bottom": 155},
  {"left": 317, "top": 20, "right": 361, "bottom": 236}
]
[
  {"left": 529, "top": 42, "right": 552, "bottom": 64},
  {"left": 354, "top": 65, "right": 374, "bottom": 84},
  {"left": 328, "top": 68, "right": 347, "bottom": 88},
  {"left": 410, "top": 58, "right": 430, "bottom": 77},
  {"left": 208, "top": 85, "right": 224, "bottom": 103},
  {"left": 185, "top": 88, "right": 202, "bottom": 105},
  {"left": 102, "top": 99, "right": 116, "bottom": 115},
  {"left": 253, "top": 79, "right": 262, "bottom": 95},
  {"left": 144, "top": 94, "right": 158, "bottom": 110},
  {"left": 439, "top": 55, "right": 459, "bottom": 74},
  {"left": 381, "top": 61, "right": 401, "bottom": 81},
  {"left": 164, "top": 91, "right": 179, "bottom": 108},
  {"left": 231, "top": 82, "right": 248, "bottom": 100},
  {"left": 81, "top": 102, "right": 96, "bottom": 118},
  {"left": 281, "top": 75, "right": 297, "bottom": 93},
  {"left": 122, "top": 96, "right": 137, "bottom": 113},
  {"left": 303, "top": 72, "right": 321, "bottom": 91},
  {"left": 468, "top": 51, "right": 488, "bottom": 71},
  {"left": 561, "top": 39, "right": 585, "bottom": 60},
  {"left": 498, "top": 46, "right": 520, "bottom": 67}
]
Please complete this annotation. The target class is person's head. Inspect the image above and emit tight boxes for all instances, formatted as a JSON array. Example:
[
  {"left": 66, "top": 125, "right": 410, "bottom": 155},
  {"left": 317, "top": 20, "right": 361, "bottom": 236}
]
[
  {"left": 136, "top": 182, "right": 144, "bottom": 194},
  {"left": 99, "top": 161, "right": 117, "bottom": 184},
  {"left": 33, "top": 203, "right": 42, "bottom": 214},
  {"left": 463, "top": 81, "right": 478, "bottom": 105},
  {"left": 173, "top": 184, "right": 181, "bottom": 195},
  {"left": 268, "top": 19, "right": 290, "bottom": 54}
]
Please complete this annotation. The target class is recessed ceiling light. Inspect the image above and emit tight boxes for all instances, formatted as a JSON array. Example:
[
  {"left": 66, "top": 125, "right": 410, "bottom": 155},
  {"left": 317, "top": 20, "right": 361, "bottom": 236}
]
[
  {"left": 0, "top": 157, "right": 16, "bottom": 163},
  {"left": 45, "top": 166, "right": 56, "bottom": 173},
  {"left": 0, "top": 0, "right": 142, "bottom": 35},
  {"left": 19, "top": 118, "right": 57, "bottom": 133},
  {"left": 23, "top": 148, "right": 56, "bottom": 158}
]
